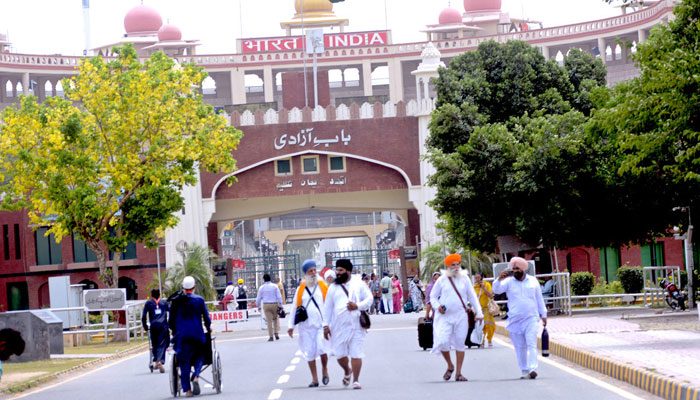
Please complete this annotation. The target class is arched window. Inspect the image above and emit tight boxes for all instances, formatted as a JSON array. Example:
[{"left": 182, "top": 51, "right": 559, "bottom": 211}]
[
  {"left": 118, "top": 276, "right": 138, "bottom": 300},
  {"left": 202, "top": 76, "right": 216, "bottom": 95},
  {"left": 371, "top": 66, "right": 389, "bottom": 86},
  {"left": 79, "top": 279, "right": 99, "bottom": 290}
]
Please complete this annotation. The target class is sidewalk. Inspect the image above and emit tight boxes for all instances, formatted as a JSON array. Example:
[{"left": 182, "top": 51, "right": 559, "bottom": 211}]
[{"left": 495, "top": 310, "right": 700, "bottom": 399}]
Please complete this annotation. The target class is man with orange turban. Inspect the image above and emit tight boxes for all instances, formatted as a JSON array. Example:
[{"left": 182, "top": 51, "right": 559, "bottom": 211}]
[{"left": 429, "top": 253, "right": 483, "bottom": 382}]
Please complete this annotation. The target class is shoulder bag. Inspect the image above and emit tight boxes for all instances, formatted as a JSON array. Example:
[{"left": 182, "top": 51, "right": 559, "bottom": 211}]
[
  {"left": 447, "top": 277, "right": 471, "bottom": 314},
  {"left": 294, "top": 285, "right": 322, "bottom": 325},
  {"left": 340, "top": 284, "right": 371, "bottom": 329},
  {"left": 478, "top": 287, "right": 500, "bottom": 315}
]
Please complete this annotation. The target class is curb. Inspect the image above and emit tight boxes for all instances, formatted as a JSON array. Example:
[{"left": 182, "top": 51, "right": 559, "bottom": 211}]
[
  {"left": 1, "top": 342, "right": 149, "bottom": 395},
  {"left": 495, "top": 324, "right": 700, "bottom": 400}
]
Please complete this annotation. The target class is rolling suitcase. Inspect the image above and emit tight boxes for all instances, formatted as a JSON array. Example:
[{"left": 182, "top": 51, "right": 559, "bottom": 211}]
[
  {"left": 464, "top": 309, "right": 481, "bottom": 348},
  {"left": 417, "top": 317, "right": 433, "bottom": 350}
]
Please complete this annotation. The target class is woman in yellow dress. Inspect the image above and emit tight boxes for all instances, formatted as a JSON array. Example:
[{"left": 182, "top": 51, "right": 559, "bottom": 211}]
[{"left": 473, "top": 273, "right": 496, "bottom": 347}]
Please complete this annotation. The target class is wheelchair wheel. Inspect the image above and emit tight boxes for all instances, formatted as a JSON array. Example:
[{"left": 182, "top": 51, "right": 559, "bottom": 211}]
[
  {"left": 169, "top": 352, "right": 180, "bottom": 397},
  {"left": 213, "top": 350, "right": 222, "bottom": 394}
]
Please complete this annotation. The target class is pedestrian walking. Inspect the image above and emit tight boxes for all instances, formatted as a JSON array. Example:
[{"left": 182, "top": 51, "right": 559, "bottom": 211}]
[
  {"left": 323, "top": 259, "right": 373, "bottom": 390},
  {"left": 391, "top": 274, "right": 403, "bottom": 313},
  {"left": 424, "top": 272, "right": 440, "bottom": 319},
  {"left": 275, "top": 276, "right": 287, "bottom": 304},
  {"left": 370, "top": 274, "right": 381, "bottom": 314},
  {"left": 429, "top": 254, "right": 483, "bottom": 382},
  {"left": 257, "top": 273, "right": 283, "bottom": 341},
  {"left": 142, "top": 288, "right": 169, "bottom": 372},
  {"left": 236, "top": 278, "right": 248, "bottom": 314},
  {"left": 379, "top": 271, "right": 393, "bottom": 314},
  {"left": 409, "top": 276, "right": 424, "bottom": 312},
  {"left": 492, "top": 257, "right": 547, "bottom": 379},
  {"left": 223, "top": 281, "right": 235, "bottom": 297},
  {"left": 169, "top": 276, "right": 212, "bottom": 397},
  {"left": 324, "top": 269, "right": 336, "bottom": 286},
  {"left": 473, "top": 273, "right": 495, "bottom": 347},
  {"left": 288, "top": 259, "right": 330, "bottom": 387}
]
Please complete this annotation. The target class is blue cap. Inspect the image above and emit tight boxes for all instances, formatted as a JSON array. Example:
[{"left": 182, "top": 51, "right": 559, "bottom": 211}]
[
  {"left": 302, "top": 259, "right": 317, "bottom": 273},
  {"left": 227, "top": 281, "right": 233, "bottom": 286}
]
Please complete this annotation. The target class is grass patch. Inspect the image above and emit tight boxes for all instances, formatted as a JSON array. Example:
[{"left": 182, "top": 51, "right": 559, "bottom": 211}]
[
  {"left": 1, "top": 358, "right": 95, "bottom": 394},
  {"left": 63, "top": 337, "right": 148, "bottom": 355}
]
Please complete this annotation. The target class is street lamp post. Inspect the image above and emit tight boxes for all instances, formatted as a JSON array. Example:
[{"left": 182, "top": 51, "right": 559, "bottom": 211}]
[{"left": 674, "top": 206, "right": 694, "bottom": 309}]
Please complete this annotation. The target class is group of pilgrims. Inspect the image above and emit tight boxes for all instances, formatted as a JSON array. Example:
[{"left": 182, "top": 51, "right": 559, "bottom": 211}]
[{"left": 287, "top": 254, "right": 548, "bottom": 389}]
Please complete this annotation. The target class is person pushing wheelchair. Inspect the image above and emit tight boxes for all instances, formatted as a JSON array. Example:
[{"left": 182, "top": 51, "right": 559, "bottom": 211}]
[{"left": 169, "top": 276, "right": 212, "bottom": 397}]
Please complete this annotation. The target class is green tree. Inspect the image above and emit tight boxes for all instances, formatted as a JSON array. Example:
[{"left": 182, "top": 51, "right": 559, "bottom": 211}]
[
  {"left": 161, "top": 243, "right": 220, "bottom": 301},
  {"left": 0, "top": 44, "right": 242, "bottom": 287}
]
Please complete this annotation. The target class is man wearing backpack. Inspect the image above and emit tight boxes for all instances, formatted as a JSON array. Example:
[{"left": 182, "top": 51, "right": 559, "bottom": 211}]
[
  {"left": 288, "top": 259, "right": 330, "bottom": 387},
  {"left": 236, "top": 278, "right": 248, "bottom": 317}
]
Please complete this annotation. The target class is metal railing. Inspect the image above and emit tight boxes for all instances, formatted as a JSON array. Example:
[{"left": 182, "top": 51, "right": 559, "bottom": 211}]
[{"left": 55, "top": 301, "right": 146, "bottom": 344}]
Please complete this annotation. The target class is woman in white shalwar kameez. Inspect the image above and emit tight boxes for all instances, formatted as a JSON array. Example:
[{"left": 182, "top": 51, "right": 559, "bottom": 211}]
[
  {"left": 288, "top": 260, "right": 330, "bottom": 387},
  {"left": 429, "top": 254, "right": 483, "bottom": 382}
]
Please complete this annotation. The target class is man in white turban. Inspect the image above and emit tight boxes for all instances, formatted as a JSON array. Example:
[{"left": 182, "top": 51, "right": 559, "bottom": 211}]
[
  {"left": 429, "top": 254, "right": 483, "bottom": 382},
  {"left": 492, "top": 257, "right": 547, "bottom": 379}
]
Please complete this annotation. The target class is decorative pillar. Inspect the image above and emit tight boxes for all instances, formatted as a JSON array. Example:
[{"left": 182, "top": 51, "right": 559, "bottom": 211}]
[
  {"left": 597, "top": 37, "right": 607, "bottom": 63},
  {"left": 541, "top": 45, "right": 550, "bottom": 60},
  {"left": 22, "top": 72, "right": 29, "bottom": 95},
  {"left": 637, "top": 29, "right": 647, "bottom": 43},
  {"left": 230, "top": 69, "right": 247, "bottom": 105},
  {"left": 362, "top": 60, "right": 373, "bottom": 97},
  {"left": 263, "top": 65, "right": 274, "bottom": 103},
  {"left": 388, "top": 58, "right": 404, "bottom": 104}
]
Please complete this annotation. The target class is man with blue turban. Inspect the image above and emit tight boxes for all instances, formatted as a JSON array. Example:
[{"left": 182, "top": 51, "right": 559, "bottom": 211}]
[{"left": 288, "top": 259, "right": 330, "bottom": 387}]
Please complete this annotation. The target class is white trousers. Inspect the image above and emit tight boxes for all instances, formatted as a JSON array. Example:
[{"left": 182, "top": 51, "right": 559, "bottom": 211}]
[
  {"left": 381, "top": 295, "right": 393, "bottom": 313},
  {"left": 298, "top": 325, "right": 326, "bottom": 362},
  {"left": 431, "top": 315, "right": 468, "bottom": 354},
  {"left": 509, "top": 318, "right": 540, "bottom": 373}
]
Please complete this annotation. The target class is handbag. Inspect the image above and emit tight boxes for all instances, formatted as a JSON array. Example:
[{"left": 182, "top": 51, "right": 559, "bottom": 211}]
[
  {"left": 277, "top": 306, "right": 286, "bottom": 318},
  {"left": 382, "top": 288, "right": 389, "bottom": 294},
  {"left": 470, "top": 320, "right": 484, "bottom": 345},
  {"left": 392, "top": 286, "right": 399, "bottom": 295},
  {"left": 403, "top": 299, "right": 414, "bottom": 313},
  {"left": 294, "top": 285, "right": 321, "bottom": 325},
  {"left": 488, "top": 298, "right": 500, "bottom": 315},
  {"left": 340, "top": 284, "right": 371, "bottom": 329}
]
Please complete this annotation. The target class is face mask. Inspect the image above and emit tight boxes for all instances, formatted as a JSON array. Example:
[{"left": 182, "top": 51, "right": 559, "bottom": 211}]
[
  {"left": 335, "top": 272, "right": 349, "bottom": 284},
  {"left": 514, "top": 271, "right": 524, "bottom": 280}
]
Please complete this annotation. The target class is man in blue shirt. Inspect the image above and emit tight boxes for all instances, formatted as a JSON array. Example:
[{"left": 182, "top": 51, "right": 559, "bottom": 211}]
[
  {"left": 142, "top": 288, "right": 169, "bottom": 373},
  {"left": 256, "top": 273, "right": 283, "bottom": 341},
  {"left": 169, "top": 276, "right": 211, "bottom": 397}
]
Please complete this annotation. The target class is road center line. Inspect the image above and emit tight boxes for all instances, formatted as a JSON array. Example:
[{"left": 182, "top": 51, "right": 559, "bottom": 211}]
[
  {"left": 493, "top": 338, "right": 644, "bottom": 400},
  {"left": 277, "top": 374, "right": 290, "bottom": 384},
  {"left": 290, "top": 357, "right": 300, "bottom": 365},
  {"left": 268, "top": 388, "right": 283, "bottom": 400},
  {"left": 285, "top": 365, "right": 296, "bottom": 372}
]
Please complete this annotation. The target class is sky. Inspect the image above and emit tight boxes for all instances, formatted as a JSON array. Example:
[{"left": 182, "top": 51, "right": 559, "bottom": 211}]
[{"left": 0, "top": 0, "right": 625, "bottom": 56}]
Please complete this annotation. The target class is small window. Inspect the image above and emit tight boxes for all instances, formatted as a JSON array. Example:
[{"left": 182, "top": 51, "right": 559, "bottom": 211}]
[
  {"left": 301, "top": 155, "right": 319, "bottom": 174},
  {"left": 3, "top": 224, "right": 9, "bottom": 260},
  {"left": 328, "top": 156, "right": 346, "bottom": 173},
  {"left": 35, "top": 227, "right": 62, "bottom": 266},
  {"left": 275, "top": 158, "right": 293, "bottom": 176},
  {"left": 14, "top": 224, "right": 21, "bottom": 259}
]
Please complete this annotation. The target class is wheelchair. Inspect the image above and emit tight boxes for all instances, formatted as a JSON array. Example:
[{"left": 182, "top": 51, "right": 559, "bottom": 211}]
[{"left": 168, "top": 333, "right": 222, "bottom": 396}]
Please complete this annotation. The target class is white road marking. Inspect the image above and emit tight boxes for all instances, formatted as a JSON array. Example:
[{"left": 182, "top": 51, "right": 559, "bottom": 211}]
[
  {"left": 268, "top": 389, "right": 283, "bottom": 400},
  {"left": 11, "top": 351, "right": 145, "bottom": 399},
  {"left": 290, "top": 357, "right": 301, "bottom": 365},
  {"left": 218, "top": 335, "right": 270, "bottom": 343},
  {"left": 493, "top": 338, "right": 644, "bottom": 400},
  {"left": 285, "top": 365, "right": 296, "bottom": 372},
  {"left": 295, "top": 350, "right": 302, "bottom": 356},
  {"left": 277, "top": 374, "right": 290, "bottom": 384}
]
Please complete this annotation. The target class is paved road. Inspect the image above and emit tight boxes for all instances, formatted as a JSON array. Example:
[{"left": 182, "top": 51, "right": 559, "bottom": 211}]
[{"left": 12, "top": 314, "right": 659, "bottom": 400}]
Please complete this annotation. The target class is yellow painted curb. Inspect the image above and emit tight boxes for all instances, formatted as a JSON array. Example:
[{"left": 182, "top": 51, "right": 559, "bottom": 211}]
[{"left": 495, "top": 325, "right": 700, "bottom": 400}]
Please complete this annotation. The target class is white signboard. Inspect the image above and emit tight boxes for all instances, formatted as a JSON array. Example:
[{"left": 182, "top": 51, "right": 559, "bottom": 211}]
[
  {"left": 306, "top": 29, "right": 325, "bottom": 54},
  {"left": 83, "top": 289, "right": 127, "bottom": 311},
  {"left": 210, "top": 310, "right": 249, "bottom": 322}
]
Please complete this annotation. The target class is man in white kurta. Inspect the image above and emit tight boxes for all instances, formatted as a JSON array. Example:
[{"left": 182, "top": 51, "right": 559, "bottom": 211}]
[
  {"left": 492, "top": 256, "right": 547, "bottom": 379},
  {"left": 430, "top": 254, "right": 483, "bottom": 382},
  {"left": 323, "top": 259, "right": 373, "bottom": 390},
  {"left": 288, "top": 259, "right": 329, "bottom": 387}
]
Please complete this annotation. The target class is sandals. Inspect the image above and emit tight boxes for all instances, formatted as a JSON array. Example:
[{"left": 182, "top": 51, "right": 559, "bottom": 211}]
[
  {"left": 342, "top": 372, "right": 352, "bottom": 387},
  {"left": 352, "top": 381, "right": 362, "bottom": 390},
  {"left": 455, "top": 375, "right": 468, "bottom": 382},
  {"left": 309, "top": 382, "right": 319, "bottom": 388},
  {"left": 322, "top": 375, "right": 329, "bottom": 385},
  {"left": 443, "top": 368, "right": 454, "bottom": 381}
]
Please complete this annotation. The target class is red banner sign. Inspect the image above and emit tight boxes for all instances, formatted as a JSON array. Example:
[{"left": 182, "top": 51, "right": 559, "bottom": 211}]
[
  {"left": 210, "top": 310, "right": 248, "bottom": 322},
  {"left": 240, "top": 31, "right": 389, "bottom": 53},
  {"left": 231, "top": 259, "right": 245, "bottom": 270},
  {"left": 389, "top": 249, "right": 400, "bottom": 260}
]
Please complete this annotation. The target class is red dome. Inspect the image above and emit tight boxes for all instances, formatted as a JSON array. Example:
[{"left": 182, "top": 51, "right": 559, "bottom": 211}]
[
  {"left": 124, "top": 5, "right": 163, "bottom": 34},
  {"left": 464, "top": 0, "right": 502, "bottom": 12},
  {"left": 439, "top": 8, "right": 463, "bottom": 25},
  {"left": 158, "top": 24, "right": 182, "bottom": 41}
]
